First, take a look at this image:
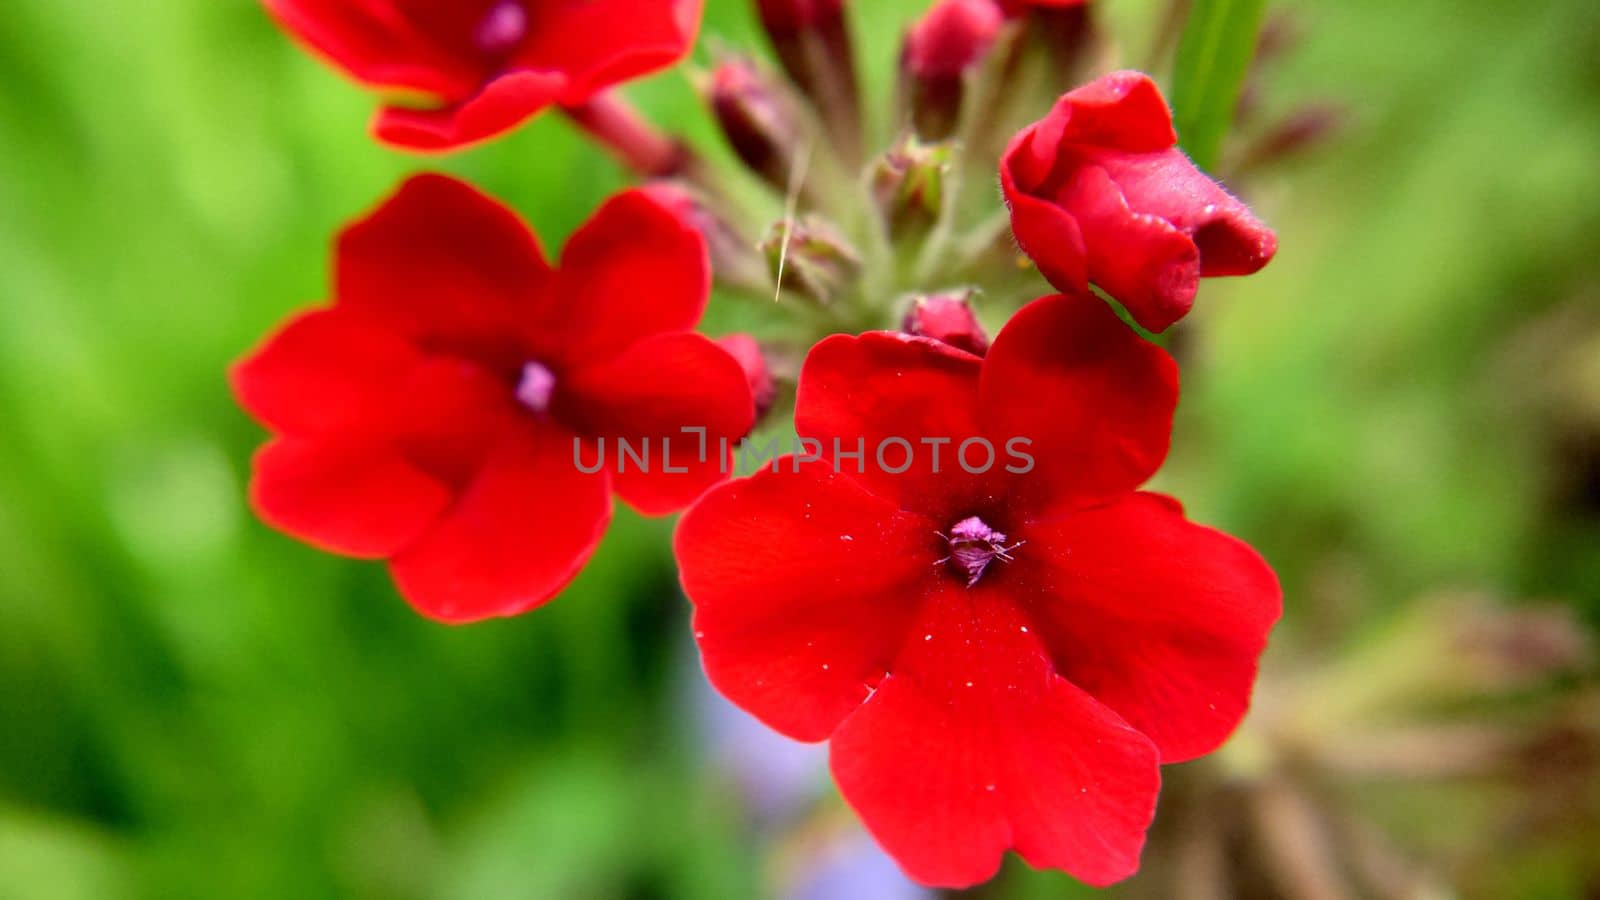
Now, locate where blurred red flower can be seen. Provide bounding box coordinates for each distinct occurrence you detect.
[1002,71,1278,332]
[233,174,752,622]
[262,0,702,151]
[675,291,1280,887]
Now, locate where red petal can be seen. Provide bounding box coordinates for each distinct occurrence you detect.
[1001,132,1089,292]
[979,293,1177,513]
[262,0,484,99]
[1031,71,1176,156]
[830,584,1160,888]
[336,173,553,367]
[1018,492,1282,762]
[230,307,422,438]
[543,189,710,364]
[677,463,937,741]
[390,422,613,623]
[250,437,452,558]
[1095,148,1279,277]
[1058,164,1200,332]
[372,70,568,152]
[557,332,754,515]
[389,356,526,487]
[795,332,992,519]
[519,0,703,104]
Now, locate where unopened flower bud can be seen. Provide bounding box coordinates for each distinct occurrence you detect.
[902,0,1004,139]
[757,0,846,35]
[756,0,862,164]
[903,291,989,356]
[704,57,804,192]
[871,136,951,241]
[717,334,779,424]
[761,215,862,304]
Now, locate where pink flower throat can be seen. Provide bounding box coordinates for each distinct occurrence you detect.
[516,360,556,413]
[476,1,529,56]
[940,515,1022,587]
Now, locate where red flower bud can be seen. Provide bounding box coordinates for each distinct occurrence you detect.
[903,291,990,356]
[705,57,804,192]
[755,0,862,163]
[902,0,1004,140]
[1002,71,1278,332]
[756,0,846,34]
[905,0,1005,78]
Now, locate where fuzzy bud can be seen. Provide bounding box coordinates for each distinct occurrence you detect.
[705,57,804,192]
[871,135,951,241]
[756,0,862,164]
[903,291,990,356]
[761,215,863,304]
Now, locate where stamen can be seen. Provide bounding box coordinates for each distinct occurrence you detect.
[939,515,1023,587]
[516,360,556,414]
[475,1,528,56]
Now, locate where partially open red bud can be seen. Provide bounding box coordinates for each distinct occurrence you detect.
[903,290,990,356]
[903,0,1004,140]
[871,135,951,240]
[717,334,779,424]
[705,57,804,192]
[761,215,863,304]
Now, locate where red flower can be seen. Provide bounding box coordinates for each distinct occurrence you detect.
[233,174,752,622]
[1002,71,1278,332]
[675,291,1280,887]
[262,0,702,151]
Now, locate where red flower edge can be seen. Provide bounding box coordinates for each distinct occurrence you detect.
[263,0,703,151]
[234,174,752,622]
[675,291,1281,886]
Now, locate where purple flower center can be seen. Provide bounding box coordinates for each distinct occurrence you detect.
[940,515,1021,587]
[475,1,529,56]
[516,360,556,414]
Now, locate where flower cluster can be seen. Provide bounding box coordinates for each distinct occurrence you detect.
[243,0,1288,888]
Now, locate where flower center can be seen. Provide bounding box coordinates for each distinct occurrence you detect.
[939,515,1021,587]
[515,360,556,414]
[475,1,528,56]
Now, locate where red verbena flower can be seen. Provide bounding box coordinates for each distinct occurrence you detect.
[1002,70,1278,332]
[233,174,752,622]
[675,291,1281,887]
[262,0,702,151]
[997,0,1087,13]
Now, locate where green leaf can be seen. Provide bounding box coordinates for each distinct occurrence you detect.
[1169,0,1270,171]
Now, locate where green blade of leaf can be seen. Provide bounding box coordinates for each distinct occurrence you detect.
[1169,0,1270,171]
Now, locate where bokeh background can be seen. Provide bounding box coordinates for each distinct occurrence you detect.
[1,0,1598,898]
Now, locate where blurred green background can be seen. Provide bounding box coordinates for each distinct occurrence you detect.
[1,0,1597,898]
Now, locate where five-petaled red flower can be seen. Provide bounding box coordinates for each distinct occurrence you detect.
[675,291,1281,887]
[233,174,753,622]
[262,0,702,151]
[1002,70,1278,332]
